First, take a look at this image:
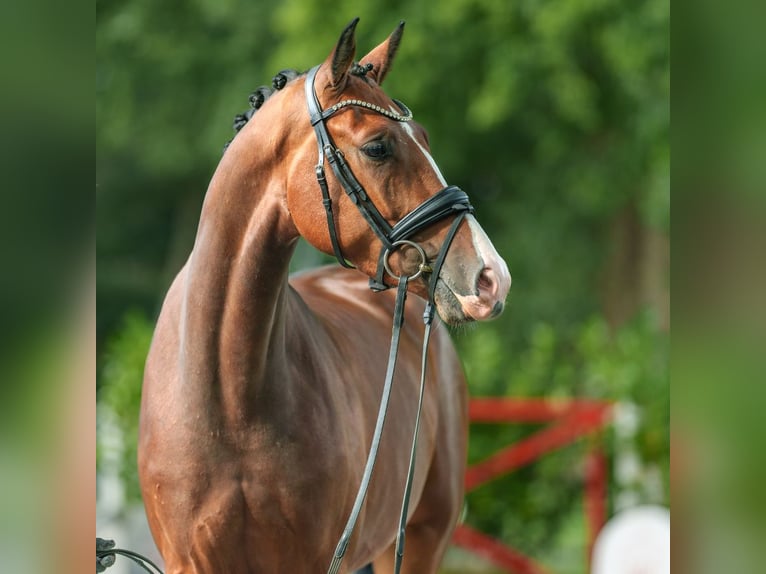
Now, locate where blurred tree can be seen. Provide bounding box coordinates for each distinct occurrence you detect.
[97,0,283,342]
[97,1,668,572]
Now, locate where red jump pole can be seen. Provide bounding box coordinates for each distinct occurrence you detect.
[452,524,552,574]
[465,404,611,491]
[584,444,608,565]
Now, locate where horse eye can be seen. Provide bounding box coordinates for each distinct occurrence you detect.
[362,141,389,159]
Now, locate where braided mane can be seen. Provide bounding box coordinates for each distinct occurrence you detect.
[223,68,301,153]
[223,62,376,153]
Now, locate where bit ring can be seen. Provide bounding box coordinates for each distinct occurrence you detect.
[383,240,431,281]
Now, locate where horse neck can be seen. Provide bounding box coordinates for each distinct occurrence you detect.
[180,116,299,423]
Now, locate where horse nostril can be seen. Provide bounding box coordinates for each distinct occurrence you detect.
[476,267,498,298]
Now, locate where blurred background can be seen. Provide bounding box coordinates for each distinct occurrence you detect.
[96,0,669,572]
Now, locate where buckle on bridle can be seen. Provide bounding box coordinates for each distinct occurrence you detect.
[382,240,432,282]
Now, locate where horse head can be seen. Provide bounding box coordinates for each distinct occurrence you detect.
[249,18,511,324]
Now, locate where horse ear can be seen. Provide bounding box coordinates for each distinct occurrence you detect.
[322,17,359,89]
[360,21,405,86]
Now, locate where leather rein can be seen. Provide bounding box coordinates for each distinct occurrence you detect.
[305,64,473,574]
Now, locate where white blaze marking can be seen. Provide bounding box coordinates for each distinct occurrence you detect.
[400,121,448,187]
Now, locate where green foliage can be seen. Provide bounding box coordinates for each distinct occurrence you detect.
[98,311,154,503]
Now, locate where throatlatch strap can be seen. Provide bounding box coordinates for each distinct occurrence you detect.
[306,66,354,268]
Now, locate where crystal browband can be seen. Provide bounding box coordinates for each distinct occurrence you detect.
[325,98,413,122]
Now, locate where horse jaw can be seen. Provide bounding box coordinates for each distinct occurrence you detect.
[433,215,511,325]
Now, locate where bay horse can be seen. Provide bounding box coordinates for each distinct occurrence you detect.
[138,18,510,574]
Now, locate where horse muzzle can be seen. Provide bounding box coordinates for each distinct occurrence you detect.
[434,216,511,324]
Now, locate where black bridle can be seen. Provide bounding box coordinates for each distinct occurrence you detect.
[305,64,473,574]
[304,64,473,298]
